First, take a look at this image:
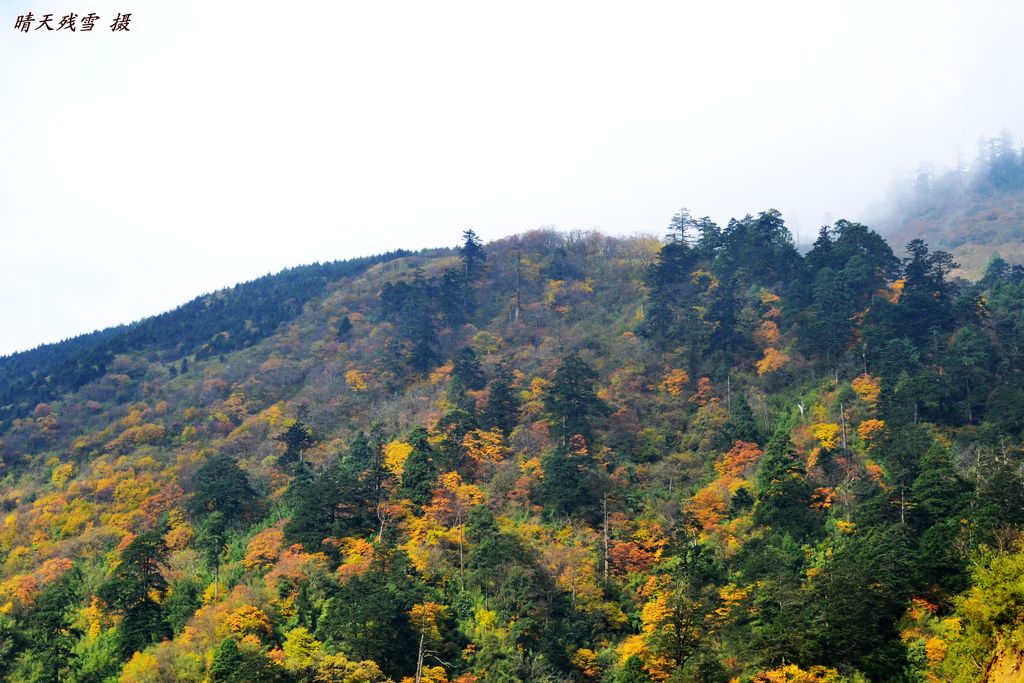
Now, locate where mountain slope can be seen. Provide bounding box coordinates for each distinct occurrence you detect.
[0,250,418,434]
[881,133,1024,278]
[0,219,1023,683]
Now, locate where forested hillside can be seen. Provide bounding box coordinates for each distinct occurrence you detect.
[883,131,1024,278]
[1,214,1023,683]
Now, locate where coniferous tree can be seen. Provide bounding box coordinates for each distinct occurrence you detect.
[20,568,82,682]
[194,510,228,598]
[97,530,171,658]
[977,463,1024,534]
[431,409,478,472]
[188,453,261,528]
[210,638,286,683]
[693,216,723,260]
[380,273,443,377]
[400,427,437,508]
[482,363,521,436]
[437,268,468,326]
[641,220,700,352]
[337,315,353,341]
[727,392,760,443]
[807,524,914,678]
[543,354,609,446]
[540,442,599,519]
[164,578,202,635]
[452,346,486,391]
[910,445,972,596]
[460,229,487,283]
[316,544,422,679]
[754,429,820,542]
[276,420,316,470]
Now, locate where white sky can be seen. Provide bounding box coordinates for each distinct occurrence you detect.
[3,1,1024,355]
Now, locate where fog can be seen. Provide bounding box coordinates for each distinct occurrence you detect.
[3,0,1024,355]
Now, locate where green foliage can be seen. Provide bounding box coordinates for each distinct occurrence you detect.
[0,251,410,434]
[806,524,915,678]
[187,453,261,528]
[461,229,487,283]
[97,530,171,658]
[380,273,444,377]
[17,568,82,683]
[71,628,121,683]
[727,392,759,444]
[539,444,599,519]
[542,354,609,446]
[482,363,522,436]
[452,346,486,391]
[4,219,1024,682]
[937,548,1024,681]
[611,656,651,683]
[337,315,353,341]
[400,426,437,508]
[754,430,820,542]
[276,420,316,470]
[210,638,287,683]
[316,547,422,679]
[165,578,202,635]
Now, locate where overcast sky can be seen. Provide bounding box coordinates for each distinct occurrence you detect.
[2,1,1024,356]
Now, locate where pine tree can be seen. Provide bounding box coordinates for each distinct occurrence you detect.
[540,443,599,519]
[337,315,353,341]
[21,568,82,682]
[316,547,422,679]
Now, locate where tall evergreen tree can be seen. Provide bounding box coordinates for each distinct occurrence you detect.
[380,273,443,376]
[187,453,261,528]
[20,568,82,682]
[540,443,599,519]
[97,530,171,657]
[807,525,914,678]
[543,354,609,446]
[754,429,820,542]
[640,225,700,352]
[452,346,486,391]
[460,229,487,283]
[316,546,422,679]
[276,420,316,470]
[400,427,437,508]
[482,363,521,436]
[727,391,760,443]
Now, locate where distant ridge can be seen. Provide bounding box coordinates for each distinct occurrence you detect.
[0,250,418,431]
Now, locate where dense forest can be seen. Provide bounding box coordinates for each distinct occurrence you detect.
[1,212,1023,682]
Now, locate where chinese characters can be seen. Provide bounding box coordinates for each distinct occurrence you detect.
[13,12,131,32]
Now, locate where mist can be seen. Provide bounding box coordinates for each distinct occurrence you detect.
[3,0,1024,355]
